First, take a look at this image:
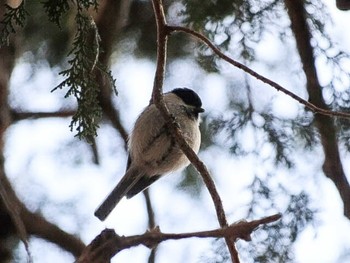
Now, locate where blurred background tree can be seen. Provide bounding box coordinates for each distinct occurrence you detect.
[1,0,350,262]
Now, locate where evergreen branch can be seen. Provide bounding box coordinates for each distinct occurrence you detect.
[52,9,116,142]
[0,1,28,46]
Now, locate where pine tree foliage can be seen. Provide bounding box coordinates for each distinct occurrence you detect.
[52,9,115,141]
[1,0,116,141]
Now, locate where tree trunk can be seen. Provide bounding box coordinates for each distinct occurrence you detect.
[284,0,350,219]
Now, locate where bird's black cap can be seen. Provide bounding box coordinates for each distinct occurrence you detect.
[171,88,203,110]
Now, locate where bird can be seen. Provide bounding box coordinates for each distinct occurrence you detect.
[94,88,204,221]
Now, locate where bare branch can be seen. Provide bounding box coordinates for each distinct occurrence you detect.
[150,0,239,262]
[77,214,281,263]
[10,109,76,121]
[167,25,350,120]
[22,209,85,258]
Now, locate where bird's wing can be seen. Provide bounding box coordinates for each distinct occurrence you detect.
[126,154,132,170]
[94,164,144,221]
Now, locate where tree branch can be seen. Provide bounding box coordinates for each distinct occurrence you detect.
[10,109,76,121]
[0,156,86,258]
[77,214,281,263]
[150,0,240,262]
[22,208,85,258]
[166,25,350,120]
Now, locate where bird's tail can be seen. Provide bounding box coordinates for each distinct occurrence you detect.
[94,166,144,221]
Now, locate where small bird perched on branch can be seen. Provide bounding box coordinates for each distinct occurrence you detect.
[95,88,204,221]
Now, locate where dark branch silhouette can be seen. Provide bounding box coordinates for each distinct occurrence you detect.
[77,214,281,262]
[10,109,76,121]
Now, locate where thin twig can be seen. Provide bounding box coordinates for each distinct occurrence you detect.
[167,25,350,119]
[10,110,76,121]
[143,189,158,263]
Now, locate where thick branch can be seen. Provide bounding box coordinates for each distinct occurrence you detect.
[22,209,85,258]
[0,159,85,258]
[77,214,281,263]
[285,0,350,219]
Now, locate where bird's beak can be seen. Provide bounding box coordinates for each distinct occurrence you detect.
[196,107,205,113]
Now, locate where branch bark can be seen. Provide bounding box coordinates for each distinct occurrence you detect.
[77,214,281,263]
[284,0,350,219]
[22,208,85,257]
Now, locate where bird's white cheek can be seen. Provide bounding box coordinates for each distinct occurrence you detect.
[192,126,201,154]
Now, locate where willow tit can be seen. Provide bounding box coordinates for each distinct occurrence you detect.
[94,88,204,221]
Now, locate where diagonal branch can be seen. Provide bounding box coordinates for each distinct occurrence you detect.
[167,25,350,120]
[22,208,85,258]
[150,0,239,262]
[0,157,86,258]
